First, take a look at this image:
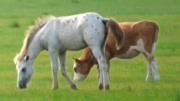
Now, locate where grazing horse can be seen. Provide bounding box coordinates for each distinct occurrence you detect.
[73,21,160,84]
[13,12,124,91]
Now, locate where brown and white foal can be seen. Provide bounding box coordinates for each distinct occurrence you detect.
[73,21,160,86]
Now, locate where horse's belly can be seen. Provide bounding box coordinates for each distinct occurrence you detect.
[63,42,87,51]
[59,35,87,51]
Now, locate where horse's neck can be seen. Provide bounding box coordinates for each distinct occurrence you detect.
[27,38,42,63]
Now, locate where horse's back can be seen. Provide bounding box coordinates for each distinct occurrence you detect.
[60,12,105,47]
[46,12,105,51]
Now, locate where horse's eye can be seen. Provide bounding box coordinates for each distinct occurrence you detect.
[74,67,77,72]
[21,68,26,73]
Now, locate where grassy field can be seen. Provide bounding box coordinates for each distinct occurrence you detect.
[0,0,180,101]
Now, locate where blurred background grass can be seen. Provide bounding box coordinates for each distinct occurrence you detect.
[0,0,179,101]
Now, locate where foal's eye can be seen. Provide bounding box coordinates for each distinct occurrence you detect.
[21,68,26,73]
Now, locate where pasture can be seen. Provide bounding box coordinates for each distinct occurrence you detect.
[0,0,180,100]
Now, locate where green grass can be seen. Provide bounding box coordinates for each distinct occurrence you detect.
[0,0,180,101]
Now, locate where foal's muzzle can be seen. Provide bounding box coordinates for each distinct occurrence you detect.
[73,73,87,83]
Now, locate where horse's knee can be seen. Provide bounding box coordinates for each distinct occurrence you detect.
[98,57,108,68]
[99,64,108,71]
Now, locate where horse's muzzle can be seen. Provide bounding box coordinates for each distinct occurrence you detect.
[18,82,27,89]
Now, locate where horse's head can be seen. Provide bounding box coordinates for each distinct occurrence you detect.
[14,54,33,89]
[72,58,91,83]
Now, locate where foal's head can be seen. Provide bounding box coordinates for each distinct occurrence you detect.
[14,54,33,89]
[73,58,92,82]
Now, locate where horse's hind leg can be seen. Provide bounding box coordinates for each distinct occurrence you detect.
[90,47,109,91]
[59,52,78,90]
[97,61,110,86]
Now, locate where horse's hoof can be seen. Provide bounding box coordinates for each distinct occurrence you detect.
[99,83,103,90]
[52,87,58,90]
[70,84,78,90]
[99,84,109,91]
[105,85,109,90]
[146,78,160,83]
[52,85,59,90]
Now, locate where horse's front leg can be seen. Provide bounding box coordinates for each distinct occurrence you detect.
[59,52,78,90]
[49,50,59,90]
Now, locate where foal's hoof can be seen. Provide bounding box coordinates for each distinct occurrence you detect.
[70,84,78,90]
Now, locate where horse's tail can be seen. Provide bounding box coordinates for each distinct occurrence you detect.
[102,19,124,50]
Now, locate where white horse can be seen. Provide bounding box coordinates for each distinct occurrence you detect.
[13,12,124,91]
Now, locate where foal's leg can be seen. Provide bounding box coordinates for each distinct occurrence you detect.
[91,47,109,91]
[49,50,59,90]
[59,52,77,90]
[144,53,160,82]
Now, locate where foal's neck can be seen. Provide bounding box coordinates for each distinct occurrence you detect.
[80,48,97,68]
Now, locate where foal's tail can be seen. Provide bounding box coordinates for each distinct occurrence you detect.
[102,19,124,49]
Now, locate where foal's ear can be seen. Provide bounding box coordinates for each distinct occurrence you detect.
[72,57,80,63]
[24,55,29,61]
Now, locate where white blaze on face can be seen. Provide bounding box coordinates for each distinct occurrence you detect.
[73,72,87,83]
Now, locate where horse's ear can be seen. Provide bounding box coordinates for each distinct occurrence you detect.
[13,54,19,64]
[72,57,80,63]
[24,55,29,61]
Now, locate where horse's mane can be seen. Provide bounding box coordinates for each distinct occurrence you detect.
[14,15,55,63]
